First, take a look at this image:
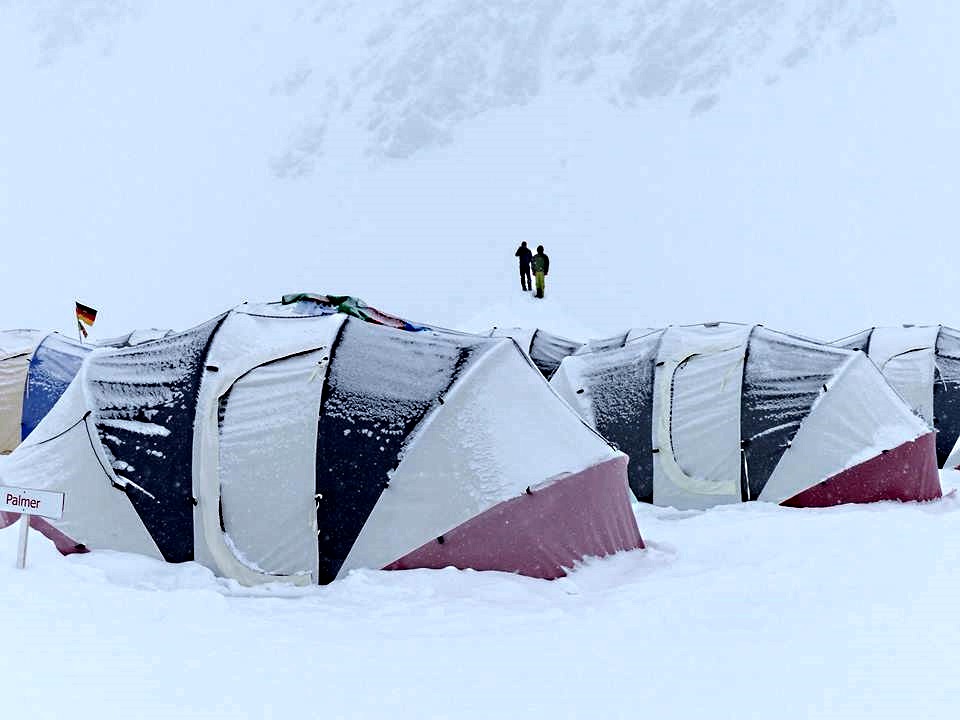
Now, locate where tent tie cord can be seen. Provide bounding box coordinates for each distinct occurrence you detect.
[740,444,752,502]
[109,475,156,501]
[28,410,92,448]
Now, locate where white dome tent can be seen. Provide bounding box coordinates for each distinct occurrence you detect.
[832,325,960,467]
[552,323,941,510]
[0,298,642,585]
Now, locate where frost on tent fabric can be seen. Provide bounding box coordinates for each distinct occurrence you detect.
[553,331,661,503]
[553,323,941,511]
[833,325,960,468]
[86,315,227,562]
[20,329,178,444]
[0,298,642,585]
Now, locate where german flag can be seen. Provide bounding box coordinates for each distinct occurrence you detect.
[76,301,97,339]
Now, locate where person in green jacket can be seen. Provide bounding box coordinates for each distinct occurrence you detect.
[532,245,550,299]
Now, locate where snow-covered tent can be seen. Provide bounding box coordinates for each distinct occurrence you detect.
[20,329,174,442]
[832,325,960,467]
[552,323,941,510]
[487,327,582,379]
[0,330,44,453]
[0,300,642,585]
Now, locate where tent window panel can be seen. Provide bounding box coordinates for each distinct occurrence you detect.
[742,330,849,499]
[218,350,325,578]
[86,315,225,563]
[578,335,659,502]
[315,321,487,583]
[668,348,743,494]
[880,350,934,425]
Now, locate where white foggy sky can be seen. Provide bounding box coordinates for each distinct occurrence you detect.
[1,0,958,342]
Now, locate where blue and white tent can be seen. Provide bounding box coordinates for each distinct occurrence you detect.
[1,299,642,585]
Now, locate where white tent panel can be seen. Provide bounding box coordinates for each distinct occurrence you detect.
[489,327,535,353]
[0,378,163,558]
[218,349,326,580]
[759,353,929,503]
[651,325,751,509]
[866,326,939,426]
[0,353,30,453]
[0,330,43,453]
[338,341,617,577]
[193,308,345,584]
[656,324,752,365]
[653,346,747,509]
[549,355,597,427]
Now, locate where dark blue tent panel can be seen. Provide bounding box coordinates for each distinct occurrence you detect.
[21,334,91,441]
[314,319,487,583]
[86,315,227,563]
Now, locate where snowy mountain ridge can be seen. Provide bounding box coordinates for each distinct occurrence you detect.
[18,1,896,163]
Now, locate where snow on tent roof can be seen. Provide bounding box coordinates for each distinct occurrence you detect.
[487,327,583,379]
[0,302,642,585]
[96,328,175,347]
[552,322,940,510]
[833,325,960,468]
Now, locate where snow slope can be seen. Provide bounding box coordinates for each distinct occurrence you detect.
[2,469,959,719]
[2,1,960,340]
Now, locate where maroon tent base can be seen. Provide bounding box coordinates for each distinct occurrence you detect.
[0,512,86,554]
[385,455,643,580]
[783,432,941,508]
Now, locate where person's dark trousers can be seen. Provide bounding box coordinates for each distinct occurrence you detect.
[520,267,531,291]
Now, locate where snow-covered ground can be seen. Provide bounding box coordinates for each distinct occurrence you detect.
[5,2,960,717]
[2,469,958,719]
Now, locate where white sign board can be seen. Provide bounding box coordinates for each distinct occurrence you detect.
[0,486,64,520]
[0,485,65,569]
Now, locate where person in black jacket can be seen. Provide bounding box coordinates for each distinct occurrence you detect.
[532,245,549,299]
[515,242,533,291]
